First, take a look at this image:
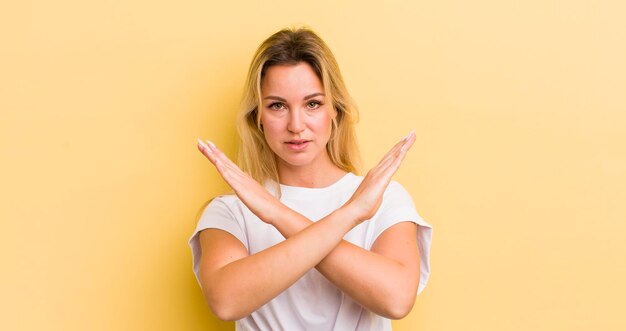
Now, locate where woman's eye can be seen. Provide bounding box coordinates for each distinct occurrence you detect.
[269,102,285,110]
[306,101,321,109]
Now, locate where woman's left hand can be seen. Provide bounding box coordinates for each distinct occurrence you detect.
[342,130,416,224]
[197,138,283,225]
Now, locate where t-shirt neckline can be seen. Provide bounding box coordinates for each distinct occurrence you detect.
[278,172,355,199]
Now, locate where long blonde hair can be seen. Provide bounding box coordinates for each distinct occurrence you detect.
[236,27,361,188]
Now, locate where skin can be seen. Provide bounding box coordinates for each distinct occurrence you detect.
[196,62,419,321]
[259,63,344,187]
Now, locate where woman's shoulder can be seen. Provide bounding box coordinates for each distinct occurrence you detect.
[197,192,241,216]
[211,192,238,203]
[384,179,413,199]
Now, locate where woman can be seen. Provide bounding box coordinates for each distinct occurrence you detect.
[190,27,432,330]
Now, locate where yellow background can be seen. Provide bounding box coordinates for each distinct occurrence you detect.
[2,0,625,330]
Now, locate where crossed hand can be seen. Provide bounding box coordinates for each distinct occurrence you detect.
[196,130,415,225]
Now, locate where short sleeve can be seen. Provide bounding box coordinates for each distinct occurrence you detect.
[370,181,433,295]
[188,196,248,287]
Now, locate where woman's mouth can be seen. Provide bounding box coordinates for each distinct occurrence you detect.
[285,140,310,151]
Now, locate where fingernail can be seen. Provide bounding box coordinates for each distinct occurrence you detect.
[404,129,415,141]
[197,138,208,149]
[206,140,216,148]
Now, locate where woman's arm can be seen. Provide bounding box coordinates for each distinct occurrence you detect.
[196,131,417,320]
[271,213,420,319]
[197,203,359,321]
[267,134,421,318]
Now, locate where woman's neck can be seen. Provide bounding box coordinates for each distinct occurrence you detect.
[277,160,347,188]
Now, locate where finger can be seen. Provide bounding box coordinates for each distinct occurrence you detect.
[400,130,416,153]
[202,139,239,168]
[197,139,236,181]
[381,130,415,163]
[390,131,416,167]
[376,130,415,170]
[207,147,241,187]
[197,138,218,164]
[205,140,246,176]
[202,141,256,191]
[373,130,416,179]
[378,138,405,165]
[198,139,263,202]
[387,131,416,173]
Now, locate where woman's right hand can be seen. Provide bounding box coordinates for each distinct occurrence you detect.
[196,138,284,225]
[343,130,416,224]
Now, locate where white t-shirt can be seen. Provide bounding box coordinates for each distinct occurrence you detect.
[189,173,433,331]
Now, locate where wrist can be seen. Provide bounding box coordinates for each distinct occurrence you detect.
[265,200,287,226]
[336,203,363,228]
[267,200,308,228]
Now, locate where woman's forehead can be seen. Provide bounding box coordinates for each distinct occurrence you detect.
[261,63,324,97]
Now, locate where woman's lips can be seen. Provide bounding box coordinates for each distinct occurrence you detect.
[285,140,310,151]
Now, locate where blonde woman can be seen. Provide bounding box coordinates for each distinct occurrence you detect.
[190,27,433,330]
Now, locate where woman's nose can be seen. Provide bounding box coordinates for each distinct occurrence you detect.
[287,109,305,133]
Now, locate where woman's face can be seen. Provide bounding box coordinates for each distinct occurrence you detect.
[260,62,334,170]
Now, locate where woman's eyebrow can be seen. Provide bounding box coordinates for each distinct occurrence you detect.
[263,93,325,102]
[264,96,286,101]
[303,92,325,100]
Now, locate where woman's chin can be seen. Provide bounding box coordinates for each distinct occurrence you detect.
[276,154,320,169]
[279,158,314,168]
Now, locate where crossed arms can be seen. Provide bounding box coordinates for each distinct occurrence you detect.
[196,132,419,321]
